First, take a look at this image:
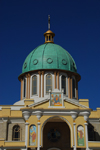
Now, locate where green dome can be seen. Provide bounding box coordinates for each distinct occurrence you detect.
[22,43,77,74]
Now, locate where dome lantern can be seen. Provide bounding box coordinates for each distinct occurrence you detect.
[44,15,55,43]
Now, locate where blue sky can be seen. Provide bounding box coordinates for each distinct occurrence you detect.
[0,0,100,110]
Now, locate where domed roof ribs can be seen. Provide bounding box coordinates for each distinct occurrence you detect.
[53,44,59,69]
[29,46,39,71]
[42,43,48,69]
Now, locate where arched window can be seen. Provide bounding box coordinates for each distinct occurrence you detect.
[32,75,37,95]
[72,77,76,98]
[12,125,20,141]
[23,78,26,98]
[62,75,66,94]
[46,74,52,93]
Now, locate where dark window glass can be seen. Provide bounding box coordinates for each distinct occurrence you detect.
[72,78,75,98]
[49,36,50,41]
[62,75,66,94]
[88,124,95,141]
[46,74,52,93]
[32,76,37,95]
[12,125,20,141]
[24,78,26,98]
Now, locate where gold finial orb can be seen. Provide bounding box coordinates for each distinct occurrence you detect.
[44,30,55,43]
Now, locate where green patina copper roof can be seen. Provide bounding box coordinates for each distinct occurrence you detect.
[22,43,77,74]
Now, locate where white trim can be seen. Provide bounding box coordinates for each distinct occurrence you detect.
[41,116,73,147]
[30,73,39,98]
[10,118,25,123]
[59,72,68,97]
[11,106,24,110]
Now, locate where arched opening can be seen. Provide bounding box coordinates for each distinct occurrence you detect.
[46,74,52,94]
[62,75,66,94]
[32,75,37,95]
[41,116,72,150]
[12,125,20,141]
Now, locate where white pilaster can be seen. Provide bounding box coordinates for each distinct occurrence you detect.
[35,111,42,150]
[84,122,89,150]
[73,122,76,150]
[37,122,41,150]
[25,122,29,147]
[81,111,90,150]
[70,111,78,150]
[22,111,31,150]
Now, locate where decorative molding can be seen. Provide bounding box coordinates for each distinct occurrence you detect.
[35,111,42,120]
[70,111,78,120]
[80,111,90,121]
[22,111,31,120]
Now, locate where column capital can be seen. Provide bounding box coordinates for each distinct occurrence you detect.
[27,73,31,77]
[37,122,41,125]
[73,122,76,125]
[26,74,28,78]
[35,111,42,120]
[22,111,31,121]
[38,71,41,75]
[81,111,90,121]
[42,71,44,75]
[25,122,29,125]
[70,111,78,120]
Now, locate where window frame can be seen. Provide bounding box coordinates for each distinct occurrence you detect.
[59,73,68,97]
[32,75,37,96]
[44,72,54,96]
[46,74,52,94]
[30,73,39,98]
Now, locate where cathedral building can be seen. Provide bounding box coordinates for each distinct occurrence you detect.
[0,24,100,150]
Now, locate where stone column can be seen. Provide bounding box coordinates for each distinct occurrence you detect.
[22,111,31,149]
[28,73,31,99]
[76,78,78,100]
[35,111,42,150]
[38,71,41,97]
[25,122,29,147]
[68,74,71,99]
[57,72,59,89]
[20,79,23,100]
[70,111,78,150]
[26,74,28,99]
[42,71,44,97]
[54,71,56,89]
[82,111,90,150]
[70,77,72,99]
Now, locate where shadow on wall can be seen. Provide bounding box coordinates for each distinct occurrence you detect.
[88,123,100,141]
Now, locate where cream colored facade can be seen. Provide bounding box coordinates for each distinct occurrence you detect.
[0,29,100,150]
